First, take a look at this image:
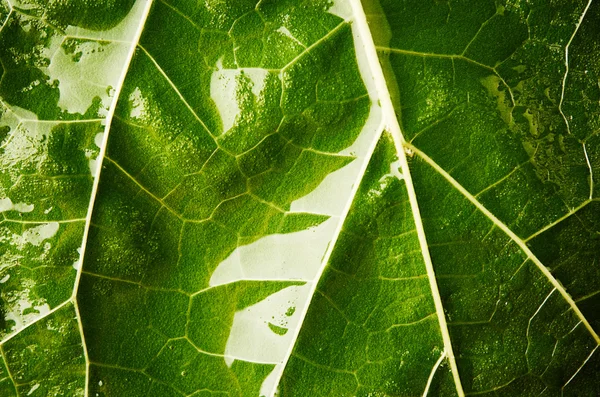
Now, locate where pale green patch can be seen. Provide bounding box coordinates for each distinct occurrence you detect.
[210,219,337,285]
[224,285,311,366]
[44,39,130,115]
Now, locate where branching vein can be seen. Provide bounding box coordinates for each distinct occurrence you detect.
[407,142,600,345]
[349,1,466,396]
[71,2,156,396]
[558,0,593,136]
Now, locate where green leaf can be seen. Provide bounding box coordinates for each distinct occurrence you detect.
[1,0,599,396]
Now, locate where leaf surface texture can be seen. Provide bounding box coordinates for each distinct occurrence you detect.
[0,0,599,395]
